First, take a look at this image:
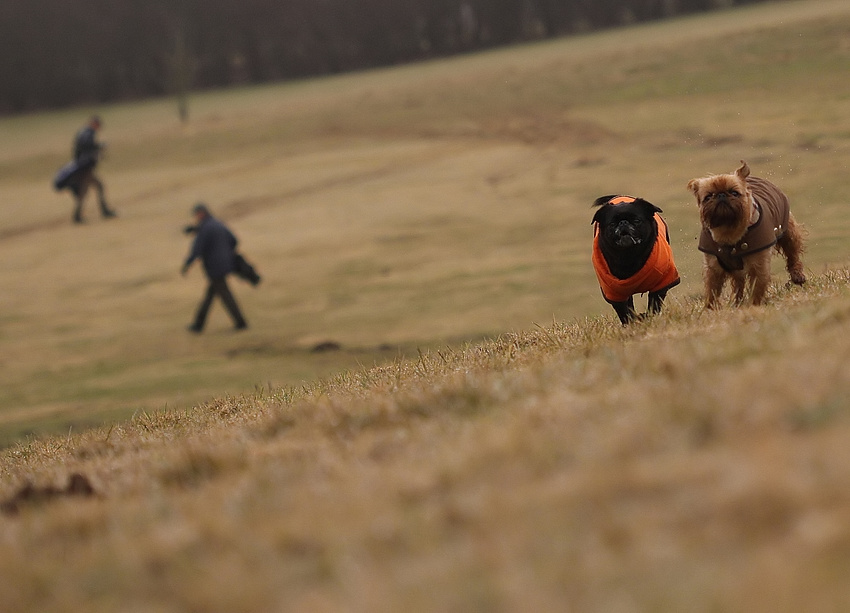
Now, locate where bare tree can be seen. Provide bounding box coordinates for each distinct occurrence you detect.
[168,22,195,123]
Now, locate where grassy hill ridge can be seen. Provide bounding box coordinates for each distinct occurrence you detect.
[3,269,850,611]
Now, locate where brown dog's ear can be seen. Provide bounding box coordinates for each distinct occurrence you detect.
[736,160,750,180]
[686,178,702,200]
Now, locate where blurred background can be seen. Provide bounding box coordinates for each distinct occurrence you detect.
[1,0,847,445]
[2,0,771,115]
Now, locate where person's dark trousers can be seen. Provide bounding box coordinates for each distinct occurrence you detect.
[73,171,116,223]
[190,277,247,331]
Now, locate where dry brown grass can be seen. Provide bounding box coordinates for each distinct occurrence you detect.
[2,270,850,611]
[2,0,850,441]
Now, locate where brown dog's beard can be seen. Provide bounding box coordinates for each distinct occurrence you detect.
[701,198,751,244]
[693,177,753,245]
[702,198,742,229]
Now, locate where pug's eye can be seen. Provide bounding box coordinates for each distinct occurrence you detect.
[702,193,713,203]
[730,190,740,197]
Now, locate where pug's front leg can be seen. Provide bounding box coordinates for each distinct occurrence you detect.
[611,296,637,325]
[647,289,668,316]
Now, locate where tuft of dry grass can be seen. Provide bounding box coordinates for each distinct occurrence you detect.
[3,270,850,611]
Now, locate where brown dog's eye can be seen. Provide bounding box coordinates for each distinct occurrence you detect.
[702,194,712,203]
[730,190,740,197]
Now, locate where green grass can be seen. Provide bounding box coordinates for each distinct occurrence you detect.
[0,0,849,447]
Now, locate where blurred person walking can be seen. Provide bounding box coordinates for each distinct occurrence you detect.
[181,203,249,333]
[54,115,117,223]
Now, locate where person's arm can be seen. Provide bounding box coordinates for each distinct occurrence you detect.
[182,230,205,275]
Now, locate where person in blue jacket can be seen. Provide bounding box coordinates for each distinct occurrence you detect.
[69,115,117,223]
[181,203,248,332]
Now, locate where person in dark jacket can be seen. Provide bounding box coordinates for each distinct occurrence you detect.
[69,115,117,223]
[181,203,248,332]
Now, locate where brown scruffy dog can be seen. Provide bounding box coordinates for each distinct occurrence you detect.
[687,160,806,307]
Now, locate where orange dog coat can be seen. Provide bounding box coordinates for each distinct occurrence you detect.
[592,201,680,304]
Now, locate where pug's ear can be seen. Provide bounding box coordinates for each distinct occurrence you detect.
[736,160,750,180]
[591,195,618,225]
[592,195,619,208]
[635,198,663,214]
[591,204,609,226]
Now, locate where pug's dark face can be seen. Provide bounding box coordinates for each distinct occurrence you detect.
[593,196,660,248]
[592,195,661,277]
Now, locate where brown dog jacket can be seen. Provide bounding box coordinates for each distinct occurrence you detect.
[698,177,791,271]
[592,199,680,304]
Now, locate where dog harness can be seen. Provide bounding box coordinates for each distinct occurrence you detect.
[592,197,681,304]
[698,177,791,271]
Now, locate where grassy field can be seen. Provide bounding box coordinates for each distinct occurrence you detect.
[3,1,850,610]
[3,272,850,611]
[1,0,849,445]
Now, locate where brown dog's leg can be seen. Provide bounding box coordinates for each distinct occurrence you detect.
[730,271,748,304]
[745,252,772,305]
[777,213,806,285]
[703,256,727,308]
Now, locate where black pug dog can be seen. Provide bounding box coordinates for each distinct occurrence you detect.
[591,195,680,324]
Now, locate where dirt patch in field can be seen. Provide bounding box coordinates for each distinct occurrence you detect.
[474,115,617,146]
[0,216,69,241]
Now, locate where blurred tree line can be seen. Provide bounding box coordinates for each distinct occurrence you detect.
[0,0,766,115]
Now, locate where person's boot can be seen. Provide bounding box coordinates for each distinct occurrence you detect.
[100,202,117,218]
[73,200,84,224]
